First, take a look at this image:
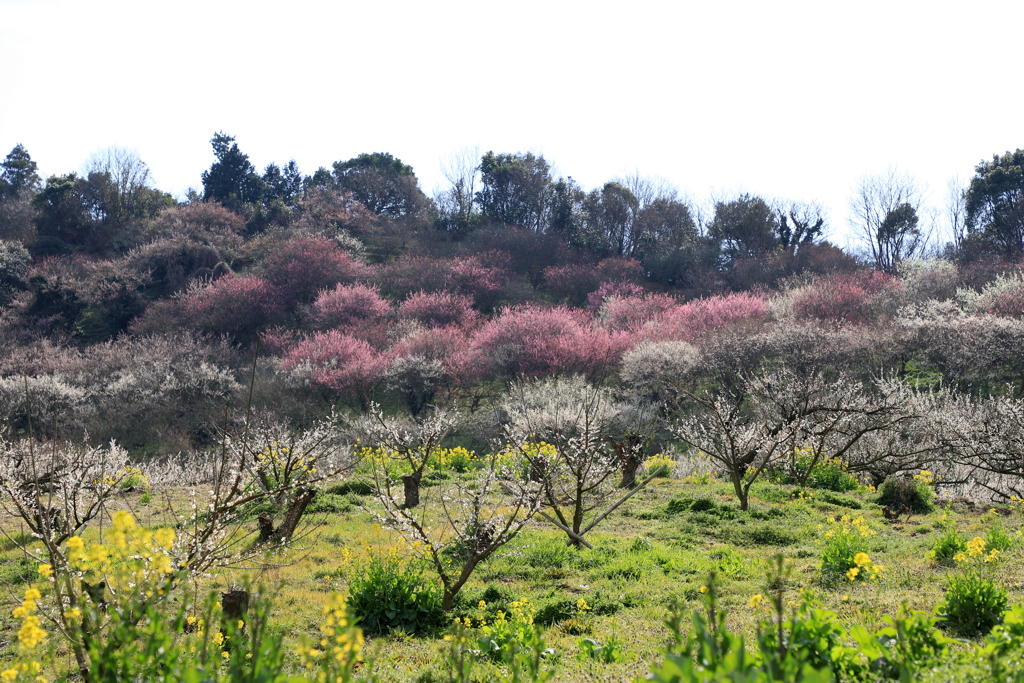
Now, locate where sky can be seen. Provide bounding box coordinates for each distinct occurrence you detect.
[1,0,1021,249]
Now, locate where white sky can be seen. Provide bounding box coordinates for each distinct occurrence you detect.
[1,0,1021,249]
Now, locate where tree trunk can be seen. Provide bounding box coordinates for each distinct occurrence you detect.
[275,488,315,541]
[619,454,644,489]
[256,488,316,543]
[402,472,422,508]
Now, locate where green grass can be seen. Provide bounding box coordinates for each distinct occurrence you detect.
[3,476,1024,680]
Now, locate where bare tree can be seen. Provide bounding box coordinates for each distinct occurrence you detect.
[670,368,916,510]
[850,168,931,274]
[502,376,662,547]
[435,145,480,239]
[355,406,541,610]
[935,393,1024,501]
[0,415,346,681]
[946,176,968,249]
[355,405,458,508]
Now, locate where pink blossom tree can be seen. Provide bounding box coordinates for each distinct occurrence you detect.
[597,290,677,332]
[308,283,392,329]
[792,271,902,325]
[644,291,770,342]
[445,254,508,310]
[263,235,370,304]
[282,330,389,408]
[131,275,283,344]
[397,291,480,329]
[470,305,629,381]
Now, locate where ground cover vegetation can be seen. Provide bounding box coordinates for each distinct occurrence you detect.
[4,138,1024,679]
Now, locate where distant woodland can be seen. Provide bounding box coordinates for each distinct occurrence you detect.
[1,135,1024,465]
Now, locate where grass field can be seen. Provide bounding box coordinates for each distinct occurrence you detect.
[5,467,1020,681]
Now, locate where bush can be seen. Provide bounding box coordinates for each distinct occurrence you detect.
[772,449,860,492]
[930,525,967,565]
[877,472,935,514]
[323,478,375,496]
[818,515,882,581]
[938,572,1007,637]
[347,555,445,635]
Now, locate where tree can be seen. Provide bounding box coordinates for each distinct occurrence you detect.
[355,407,540,610]
[670,368,914,510]
[708,194,780,261]
[262,160,304,207]
[964,149,1024,257]
[31,174,94,251]
[547,176,588,246]
[582,182,641,257]
[0,145,41,242]
[434,146,481,239]
[777,202,826,254]
[850,168,929,274]
[82,147,173,250]
[332,152,429,220]
[502,376,660,547]
[0,143,41,199]
[201,132,263,207]
[476,151,551,231]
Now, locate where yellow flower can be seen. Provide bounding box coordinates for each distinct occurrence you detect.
[853,552,871,567]
[699,585,708,594]
[478,600,487,609]
[37,564,53,578]
[576,598,590,611]
[846,567,860,581]
[23,589,40,601]
[749,594,763,609]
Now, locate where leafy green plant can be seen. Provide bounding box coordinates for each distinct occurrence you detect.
[939,571,1008,637]
[817,514,882,580]
[877,471,935,514]
[577,634,625,664]
[347,554,445,635]
[838,606,952,680]
[983,508,1015,551]
[929,523,967,565]
[772,448,860,492]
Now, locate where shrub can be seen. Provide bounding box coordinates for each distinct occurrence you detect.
[772,448,860,492]
[323,477,375,496]
[644,453,676,477]
[446,254,508,310]
[818,515,882,580]
[930,525,967,565]
[597,290,676,332]
[132,274,283,343]
[877,471,935,514]
[346,554,445,635]
[939,572,1008,637]
[984,510,1015,551]
[792,270,903,325]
